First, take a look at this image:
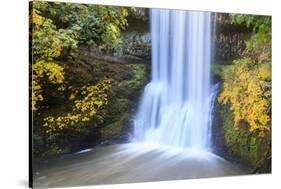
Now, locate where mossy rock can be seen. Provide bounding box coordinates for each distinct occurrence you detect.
[127,64,147,90]
[220,105,269,166]
[100,113,129,141]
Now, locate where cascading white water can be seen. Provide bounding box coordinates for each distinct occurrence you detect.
[133,9,216,151]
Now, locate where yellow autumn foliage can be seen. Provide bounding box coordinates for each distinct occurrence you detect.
[30,2,78,111]
[30,4,66,111]
[30,5,63,60]
[43,79,112,131]
[218,58,271,136]
[31,61,65,111]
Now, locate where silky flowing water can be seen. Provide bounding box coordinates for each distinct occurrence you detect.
[34,144,247,188]
[133,9,214,150]
[34,9,249,188]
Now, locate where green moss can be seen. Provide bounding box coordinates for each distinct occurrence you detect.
[220,105,260,165]
[100,112,128,141]
[117,99,129,113]
[211,64,233,77]
[44,144,71,157]
[127,64,147,89]
[211,64,224,76]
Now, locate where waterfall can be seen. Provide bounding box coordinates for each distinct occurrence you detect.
[133,9,216,151]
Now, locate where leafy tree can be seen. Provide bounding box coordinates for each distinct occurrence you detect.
[218,15,271,137]
[30,1,131,112]
[32,61,65,111]
[231,14,271,63]
[78,5,129,48]
[218,58,271,136]
[30,1,76,111]
[30,1,133,157]
[231,15,271,32]
[43,79,112,133]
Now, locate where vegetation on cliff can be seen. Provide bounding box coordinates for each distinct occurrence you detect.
[216,14,271,170]
[30,1,147,158]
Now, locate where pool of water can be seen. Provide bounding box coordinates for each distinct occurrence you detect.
[34,143,249,188]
